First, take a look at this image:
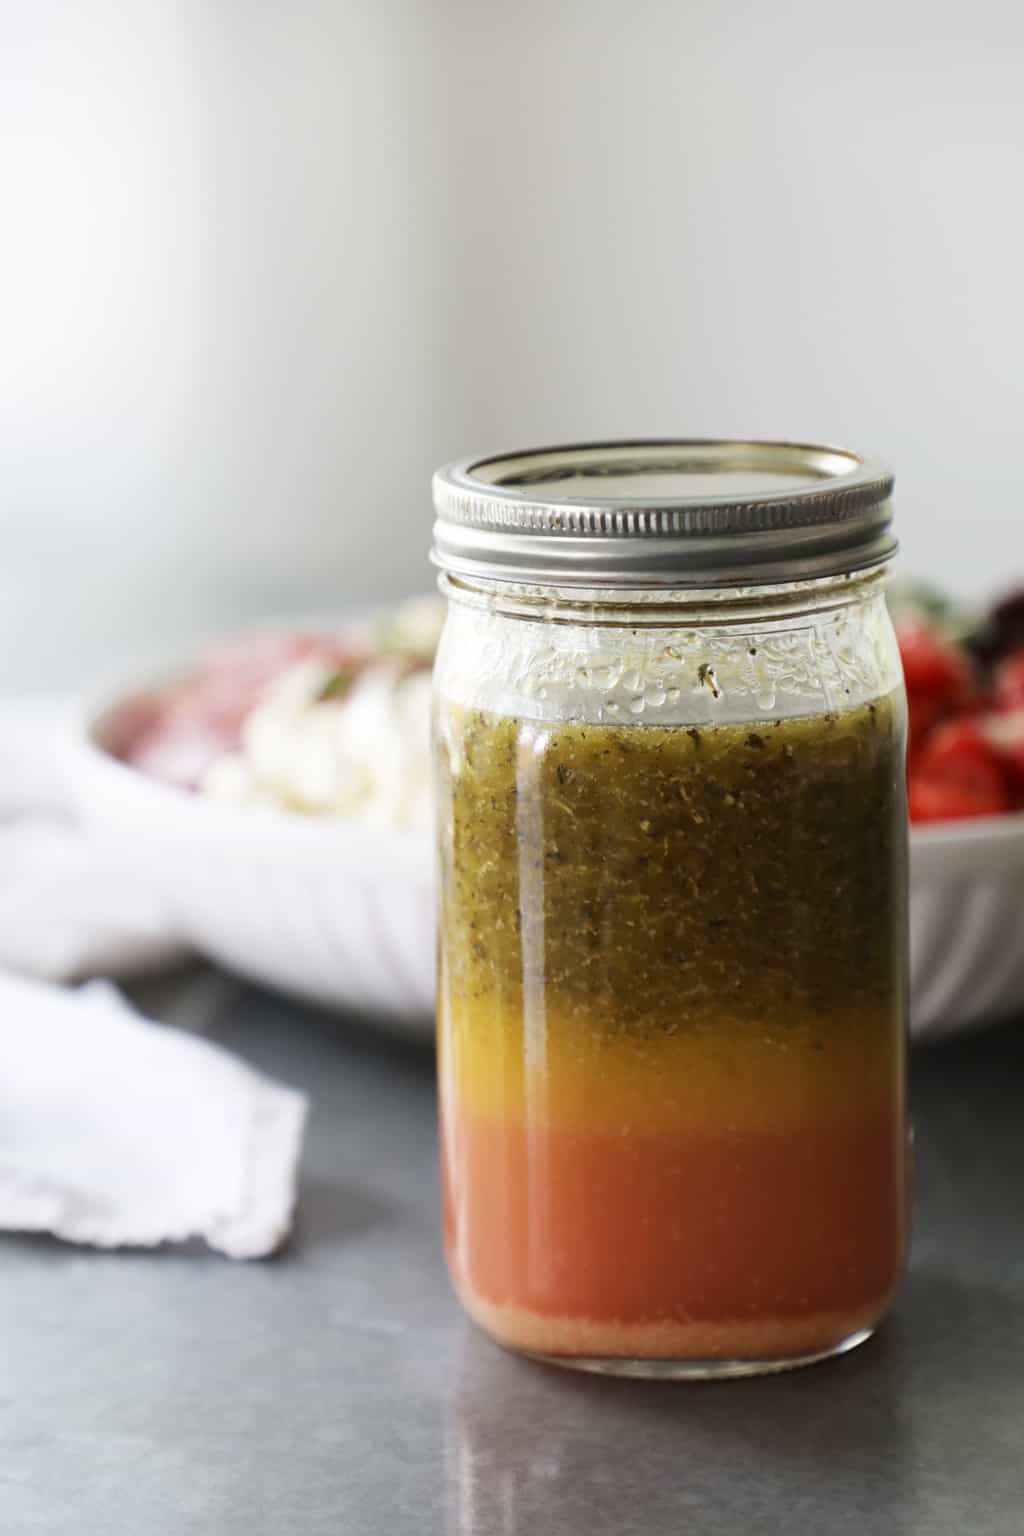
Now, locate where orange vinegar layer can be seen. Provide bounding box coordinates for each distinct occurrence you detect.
[442,1107,907,1333]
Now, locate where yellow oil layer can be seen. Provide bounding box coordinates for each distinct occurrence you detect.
[439,992,902,1136]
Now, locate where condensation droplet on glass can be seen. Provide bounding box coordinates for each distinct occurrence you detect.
[627,696,645,715]
[647,687,667,708]
[621,668,642,693]
[667,687,681,704]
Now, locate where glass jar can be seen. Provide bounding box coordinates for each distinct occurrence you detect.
[431,441,908,1378]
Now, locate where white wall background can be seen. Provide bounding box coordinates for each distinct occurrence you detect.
[2,0,1022,688]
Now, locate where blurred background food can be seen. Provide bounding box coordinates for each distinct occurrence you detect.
[891,585,1024,822]
[109,596,442,826]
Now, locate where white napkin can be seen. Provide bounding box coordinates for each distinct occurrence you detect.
[0,702,308,1258]
[0,972,307,1258]
[0,700,184,981]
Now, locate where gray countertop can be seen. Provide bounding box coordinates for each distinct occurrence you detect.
[4,975,1023,1534]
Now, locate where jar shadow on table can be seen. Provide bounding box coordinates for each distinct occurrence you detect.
[442,1268,1021,1536]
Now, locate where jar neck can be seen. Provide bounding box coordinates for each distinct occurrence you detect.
[439,564,892,630]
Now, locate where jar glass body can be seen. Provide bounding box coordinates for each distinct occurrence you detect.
[433,572,908,1377]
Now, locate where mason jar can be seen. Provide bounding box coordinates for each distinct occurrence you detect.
[431,440,909,1378]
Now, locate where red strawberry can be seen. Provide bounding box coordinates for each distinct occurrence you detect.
[908,718,1009,823]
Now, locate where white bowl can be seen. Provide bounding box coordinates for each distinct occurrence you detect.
[73,694,436,1039]
[73,688,1024,1043]
[909,812,1024,1041]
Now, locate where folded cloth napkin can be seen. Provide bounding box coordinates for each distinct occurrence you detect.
[0,702,307,1257]
[0,700,185,981]
[0,972,306,1258]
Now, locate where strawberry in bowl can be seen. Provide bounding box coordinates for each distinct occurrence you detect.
[893,585,1024,824]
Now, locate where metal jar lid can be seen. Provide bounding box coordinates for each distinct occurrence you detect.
[431,439,895,588]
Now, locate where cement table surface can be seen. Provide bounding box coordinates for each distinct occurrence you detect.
[4,972,1022,1533]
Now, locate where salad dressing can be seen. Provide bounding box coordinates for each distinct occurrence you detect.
[437,695,907,1359]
